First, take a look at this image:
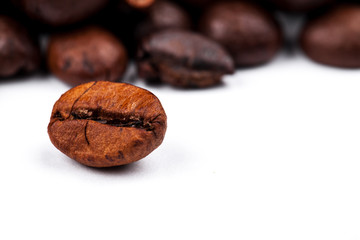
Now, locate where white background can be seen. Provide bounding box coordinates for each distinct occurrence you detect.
[1,28,360,238]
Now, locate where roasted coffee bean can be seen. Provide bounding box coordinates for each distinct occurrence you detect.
[301,4,360,68]
[136,0,191,40]
[200,1,282,67]
[47,26,128,86]
[0,16,40,77]
[265,0,335,12]
[48,81,167,168]
[137,29,234,88]
[126,0,155,9]
[12,0,108,26]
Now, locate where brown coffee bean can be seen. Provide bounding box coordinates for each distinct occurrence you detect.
[200,1,282,67]
[136,0,191,39]
[48,81,167,168]
[126,0,155,9]
[12,0,108,26]
[137,29,234,88]
[47,26,128,86]
[0,16,40,77]
[265,0,335,12]
[301,4,360,68]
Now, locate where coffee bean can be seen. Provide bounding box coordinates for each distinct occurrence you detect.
[12,0,108,26]
[301,4,360,68]
[136,0,191,40]
[0,16,40,77]
[200,1,282,67]
[137,29,234,88]
[48,81,167,167]
[47,26,128,86]
[126,0,155,9]
[265,0,335,12]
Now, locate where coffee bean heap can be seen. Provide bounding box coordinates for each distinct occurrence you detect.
[1,0,359,89]
[1,0,358,167]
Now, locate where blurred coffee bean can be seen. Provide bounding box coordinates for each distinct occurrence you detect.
[126,0,155,9]
[47,26,128,86]
[0,16,40,77]
[12,0,108,26]
[265,0,335,12]
[301,4,360,68]
[200,1,282,67]
[137,29,234,88]
[136,0,191,39]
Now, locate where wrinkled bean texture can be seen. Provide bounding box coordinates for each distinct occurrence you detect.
[301,5,360,68]
[47,26,128,86]
[48,81,167,167]
[0,16,40,77]
[137,29,234,88]
[200,1,282,67]
[12,0,108,25]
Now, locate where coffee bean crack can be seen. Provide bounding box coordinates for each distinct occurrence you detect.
[51,82,158,132]
[54,108,155,132]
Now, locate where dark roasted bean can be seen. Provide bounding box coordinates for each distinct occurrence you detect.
[0,15,40,77]
[301,4,360,68]
[200,1,282,67]
[136,0,191,39]
[47,26,128,86]
[137,29,234,88]
[12,0,109,26]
